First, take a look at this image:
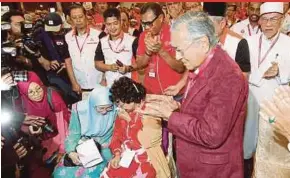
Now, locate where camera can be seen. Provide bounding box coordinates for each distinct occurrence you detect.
[1,108,34,157]
[32,118,55,134]
[16,21,42,59]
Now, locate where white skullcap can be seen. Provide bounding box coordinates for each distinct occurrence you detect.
[260,2,283,16]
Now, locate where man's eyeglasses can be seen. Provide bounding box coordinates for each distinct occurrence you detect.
[175,38,202,57]
[260,16,282,24]
[141,15,160,28]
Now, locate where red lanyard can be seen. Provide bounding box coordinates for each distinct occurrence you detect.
[247,24,259,36]
[75,33,89,53]
[258,33,280,68]
[184,46,217,99]
[108,33,125,53]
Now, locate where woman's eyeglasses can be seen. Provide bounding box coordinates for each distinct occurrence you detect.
[95,105,114,113]
[28,87,43,97]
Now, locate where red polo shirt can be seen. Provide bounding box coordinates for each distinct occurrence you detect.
[137,24,182,94]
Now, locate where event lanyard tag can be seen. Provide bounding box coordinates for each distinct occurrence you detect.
[119,150,135,168]
[148,63,156,78]
[82,92,90,101]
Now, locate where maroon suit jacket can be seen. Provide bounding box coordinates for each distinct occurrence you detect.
[168,46,248,178]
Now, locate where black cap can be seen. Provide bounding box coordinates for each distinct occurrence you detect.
[44,12,62,32]
[203,2,227,17]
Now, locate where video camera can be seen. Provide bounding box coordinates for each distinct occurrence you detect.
[16,21,42,58]
[1,20,42,72]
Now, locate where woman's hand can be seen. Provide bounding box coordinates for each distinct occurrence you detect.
[56,153,65,163]
[68,152,82,166]
[259,86,290,141]
[23,115,46,127]
[110,155,121,169]
[273,86,290,117]
[118,108,131,122]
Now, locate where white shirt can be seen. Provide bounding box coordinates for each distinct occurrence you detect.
[231,18,261,38]
[222,32,242,60]
[65,28,103,89]
[247,32,290,103]
[100,33,136,87]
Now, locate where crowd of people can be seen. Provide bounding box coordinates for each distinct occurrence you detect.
[1,1,290,178]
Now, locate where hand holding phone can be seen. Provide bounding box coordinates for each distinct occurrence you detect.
[116,60,123,67]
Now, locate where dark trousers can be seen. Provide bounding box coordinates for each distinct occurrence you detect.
[244,158,254,178]
[46,72,80,105]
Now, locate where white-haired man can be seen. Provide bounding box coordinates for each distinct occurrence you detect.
[247,2,290,177]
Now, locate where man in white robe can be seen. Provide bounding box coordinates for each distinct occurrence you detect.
[247,2,290,178]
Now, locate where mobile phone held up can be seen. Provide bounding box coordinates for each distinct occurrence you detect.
[116,60,123,67]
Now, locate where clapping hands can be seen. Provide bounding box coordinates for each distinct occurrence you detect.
[259,86,290,141]
[263,62,279,79]
[145,33,162,54]
[137,94,180,120]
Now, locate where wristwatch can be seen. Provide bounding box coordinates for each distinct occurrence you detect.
[126,66,134,73]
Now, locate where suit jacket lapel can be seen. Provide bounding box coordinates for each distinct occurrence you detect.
[182,77,208,110]
[181,45,223,110]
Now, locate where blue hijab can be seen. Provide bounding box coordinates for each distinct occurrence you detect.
[77,84,117,138]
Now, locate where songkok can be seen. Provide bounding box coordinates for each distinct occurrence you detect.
[203,2,227,17]
[260,2,283,16]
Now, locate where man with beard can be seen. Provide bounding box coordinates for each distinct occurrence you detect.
[231,2,262,38]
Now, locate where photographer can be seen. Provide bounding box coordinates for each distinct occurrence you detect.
[1,73,27,178]
[33,12,80,105]
[2,10,49,85]
[1,73,51,178]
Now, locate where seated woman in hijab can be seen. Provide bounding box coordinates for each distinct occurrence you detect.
[101,77,170,178]
[53,84,117,178]
[15,71,70,177]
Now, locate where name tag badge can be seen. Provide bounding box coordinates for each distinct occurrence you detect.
[149,72,156,78]
[148,63,156,78]
[119,150,135,168]
[82,92,90,101]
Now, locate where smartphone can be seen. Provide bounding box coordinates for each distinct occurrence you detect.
[50,8,56,13]
[116,60,124,67]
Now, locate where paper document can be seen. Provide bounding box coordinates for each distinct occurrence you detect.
[76,139,103,168]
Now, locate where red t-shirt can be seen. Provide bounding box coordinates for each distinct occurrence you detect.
[93,13,104,30]
[137,24,182,94]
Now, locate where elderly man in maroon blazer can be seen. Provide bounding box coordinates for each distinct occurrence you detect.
[140,11,248,178]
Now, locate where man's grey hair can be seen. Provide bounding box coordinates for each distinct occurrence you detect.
[171,11,218,48]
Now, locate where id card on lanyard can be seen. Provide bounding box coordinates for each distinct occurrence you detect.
[247,24,259,37]
[148,62,156,78]
[258,33,280,68]
[75,33,89,56]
